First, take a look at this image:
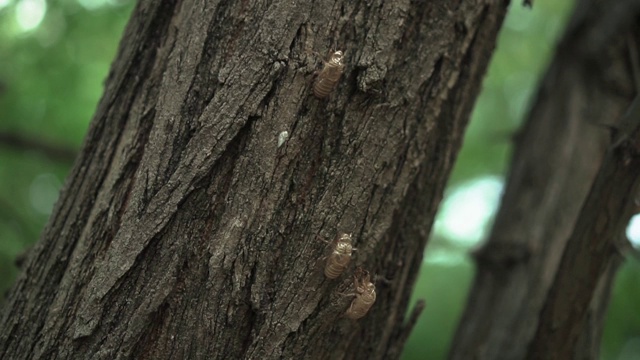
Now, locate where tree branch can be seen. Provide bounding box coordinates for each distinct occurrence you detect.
[563,0,640,60]
[449,2,638,358]
[0,130,77,163]
[526,107,640,359]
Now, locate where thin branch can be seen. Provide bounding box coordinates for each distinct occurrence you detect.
[612,37,640,149]
[385,299,426,359]
[0,130,78,163]
[526,109,640,359]
[562,0,640,59]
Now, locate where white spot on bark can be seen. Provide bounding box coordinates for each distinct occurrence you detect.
[277,131,289,148]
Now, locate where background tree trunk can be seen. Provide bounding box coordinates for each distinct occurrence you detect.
[449,1,640,359]
[0,0,509,358]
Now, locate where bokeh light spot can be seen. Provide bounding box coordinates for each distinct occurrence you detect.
[626,214,640,248]
[16,0,46,32]
[435,176,504,247]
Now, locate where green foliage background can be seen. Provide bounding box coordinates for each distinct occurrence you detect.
[0,1,637,359]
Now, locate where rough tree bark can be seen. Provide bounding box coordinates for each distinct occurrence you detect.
[0,0,509,359]
[449,1,640,359]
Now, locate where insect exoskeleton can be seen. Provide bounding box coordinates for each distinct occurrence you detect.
[313,50,345,98]
[345,267,377,320]
[324,232,354,279]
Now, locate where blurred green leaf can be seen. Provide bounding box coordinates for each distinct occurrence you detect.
[0,0,134,300]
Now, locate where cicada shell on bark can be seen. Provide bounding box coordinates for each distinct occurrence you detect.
[324,233,353,279]
[313,50,345,98]
[345,268,376,320]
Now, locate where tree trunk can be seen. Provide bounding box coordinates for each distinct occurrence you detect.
[449,1,640,359]
[0,0,509,358]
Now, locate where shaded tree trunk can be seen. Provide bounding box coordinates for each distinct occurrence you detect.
[0,0,509,358]
[449,1,640,359]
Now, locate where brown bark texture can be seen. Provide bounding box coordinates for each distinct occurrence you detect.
[449,1,640,359]
[0,0,509,359]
